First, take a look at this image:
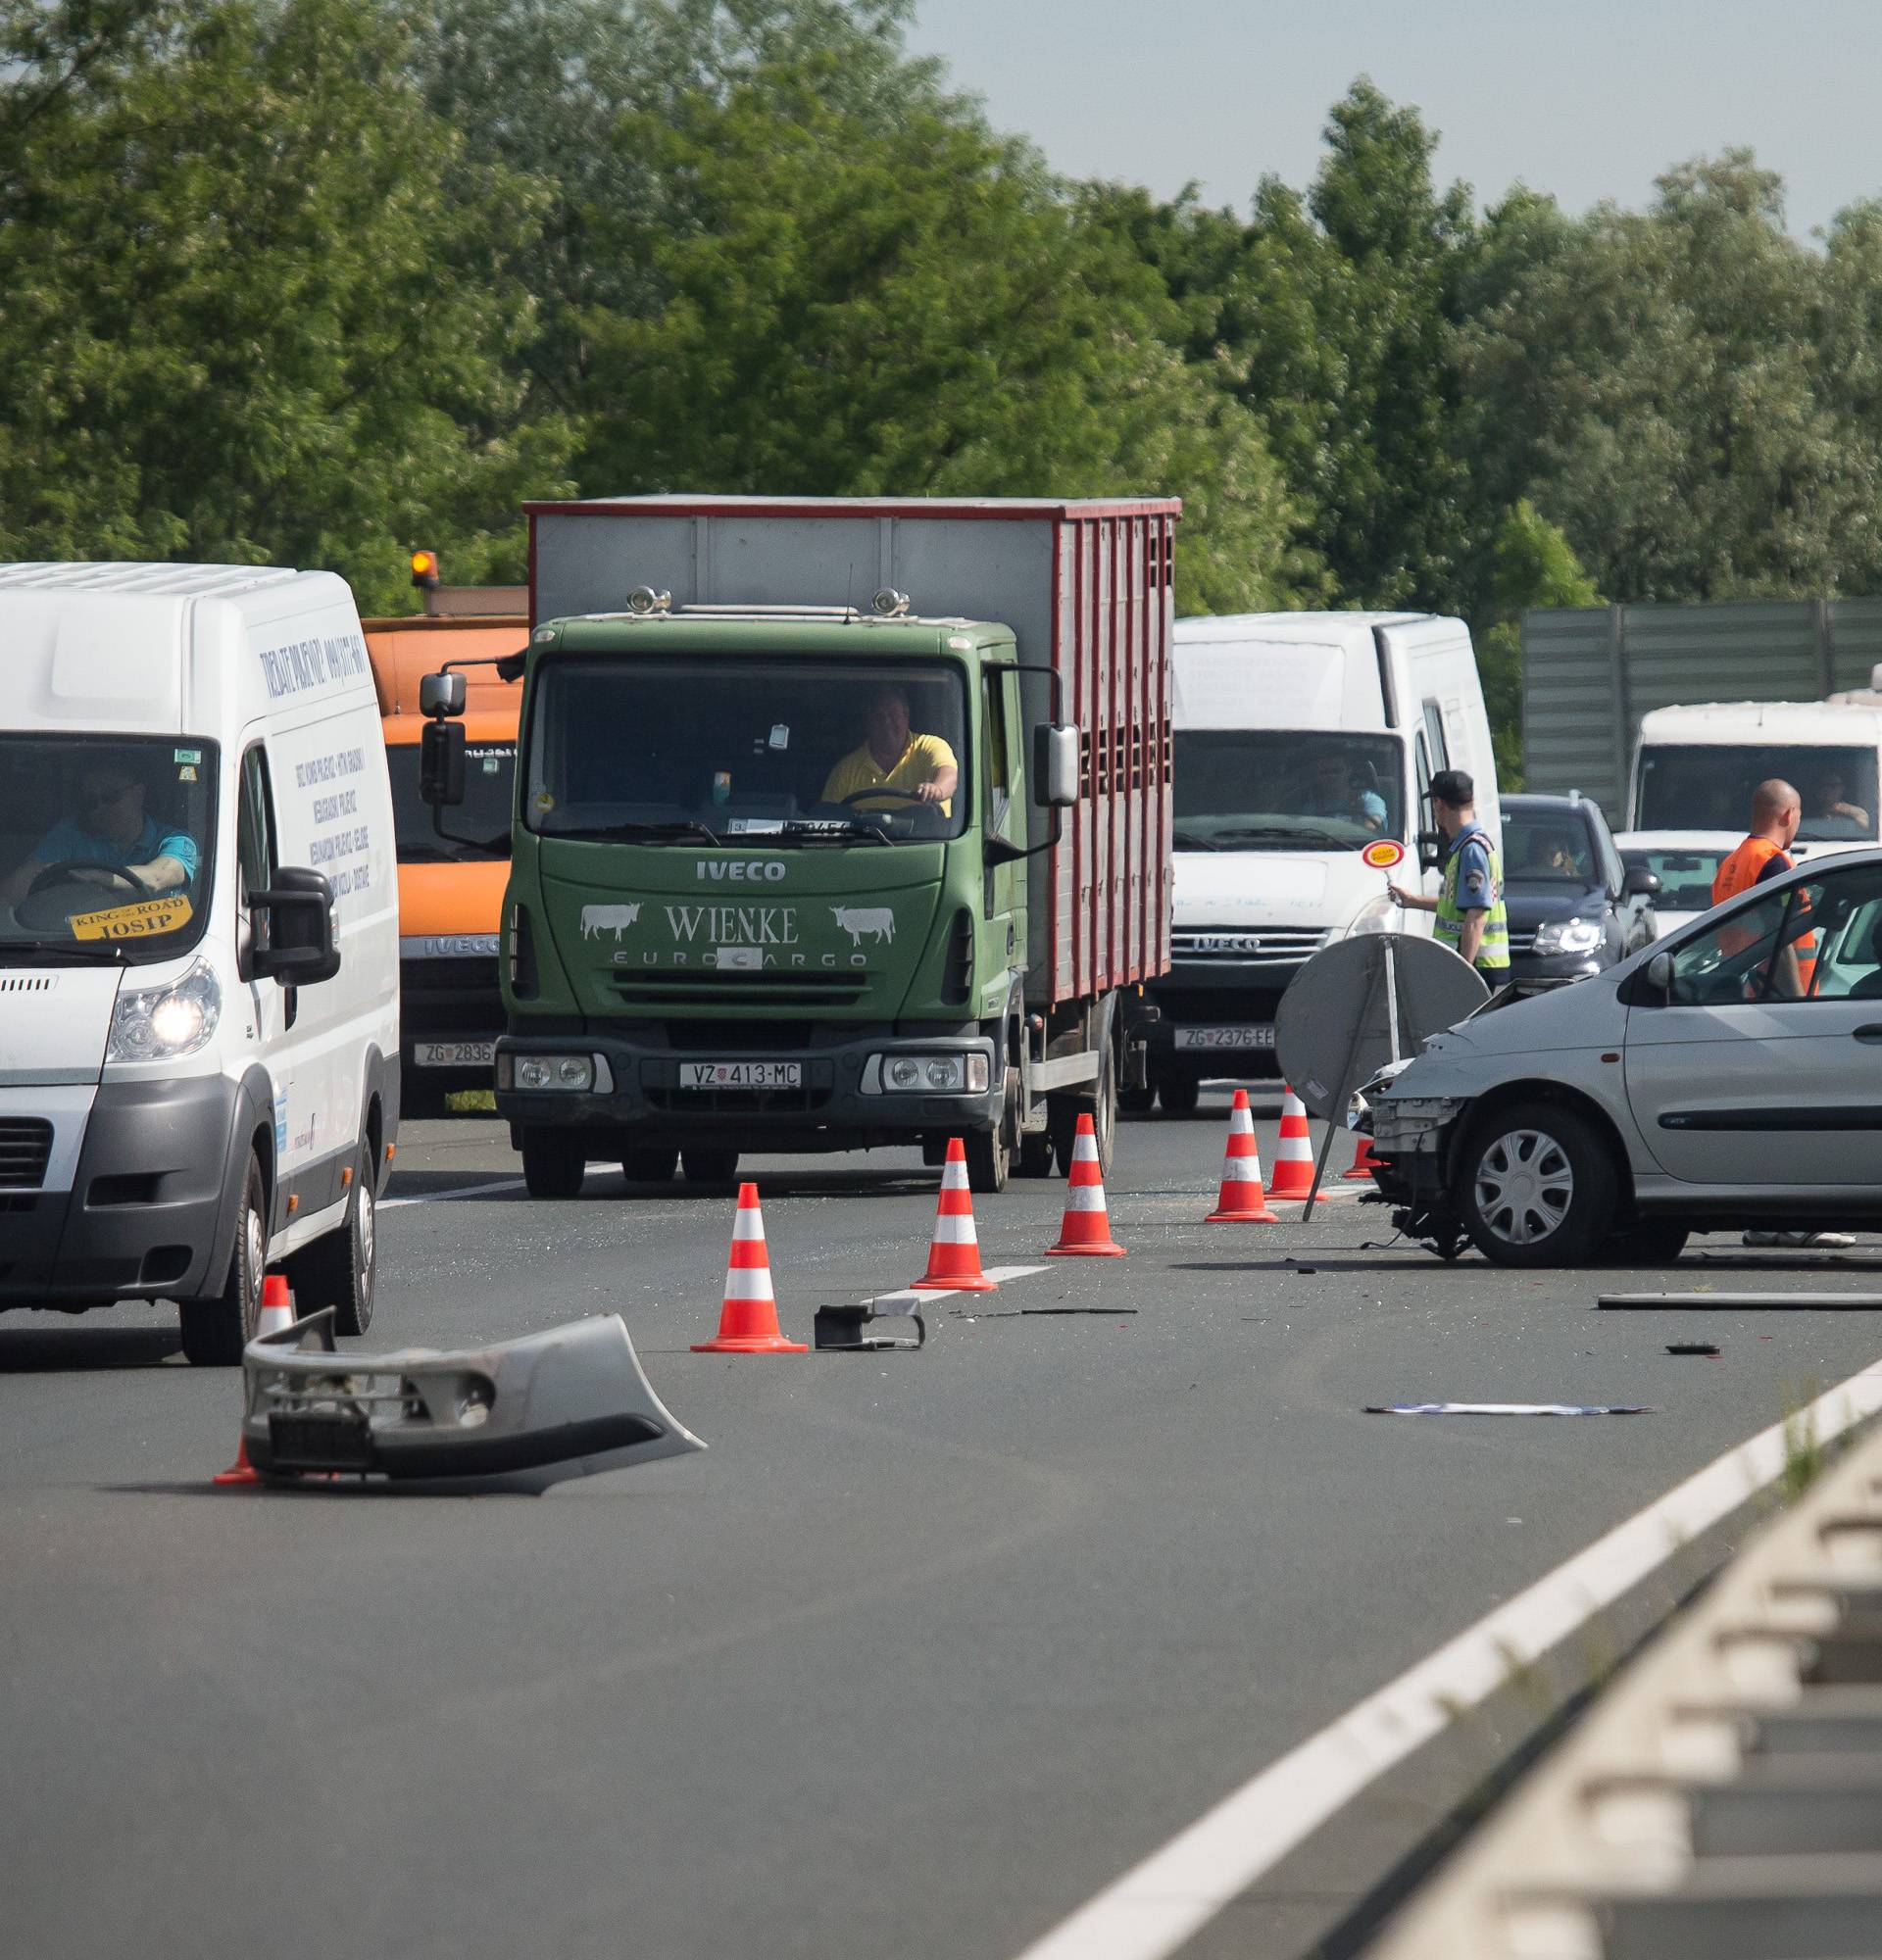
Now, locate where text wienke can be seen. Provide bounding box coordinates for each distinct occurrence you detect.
[665,905,797,946]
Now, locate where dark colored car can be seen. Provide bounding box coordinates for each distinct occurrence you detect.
[1501,792,1659,988]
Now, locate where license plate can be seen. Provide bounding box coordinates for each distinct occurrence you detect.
[269,1410,374,1472]
[413,1041,496,1069]
[1175,1026,1275,1051]
[678,1061,802,1089]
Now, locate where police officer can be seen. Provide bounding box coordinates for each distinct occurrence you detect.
[1387,768,1511,982]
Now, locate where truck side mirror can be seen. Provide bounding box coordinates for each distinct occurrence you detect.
[1033,724,1080,809]
[251,867,340,985]
[421,718,466,807]
[1416,828,1444,873]
[420,670,466,717]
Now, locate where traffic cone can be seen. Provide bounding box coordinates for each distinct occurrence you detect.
[1268,1086,1316,1199]
[692,1183,807,1353]
[256,1272,295,1339]
[912,1138,998,1292]
[1047,1112,1126,1257]
[1207,1089,1279,1223]
[1343,1133,1382,1181]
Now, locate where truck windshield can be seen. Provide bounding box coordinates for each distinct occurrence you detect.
[1638,744,1880,842]
[0,734,217,960]
[525,657,969,844]
[388,741,514,861]
[1172,731,1403,850]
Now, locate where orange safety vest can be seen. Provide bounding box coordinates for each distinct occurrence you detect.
[1713,836,1815,992]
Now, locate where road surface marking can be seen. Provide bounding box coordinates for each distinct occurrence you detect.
[382,1178,528,1209]
[864,1264,1049,1306]
[1011,1353,1882,1960]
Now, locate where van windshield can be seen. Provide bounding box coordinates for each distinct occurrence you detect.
[388,741,514,862]
[1172,731,1404,850]
[524,657,969,844]
[1638,744,1880,842]
[0,735,217,960]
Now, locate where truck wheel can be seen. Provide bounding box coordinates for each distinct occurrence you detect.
[965,1077,1015,1195]
[521,1129,586,1199]
[1015,1131,1055,1178]
[285,1137,377,1336]
[1460,1102,1617,1268]
[179,1153,266,1366]
[619,1147,678,1185]
[1157,1072,1200,1117]
[681,1147,739,1186]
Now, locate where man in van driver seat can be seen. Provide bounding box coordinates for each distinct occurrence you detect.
[1308,753,1387,833]
[1,758,198,906]
[821,683,959,814]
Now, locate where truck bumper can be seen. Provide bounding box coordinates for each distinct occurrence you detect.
[494,1026,1004,1151]
[400,946,503,1095]
[0,1076,249,1308]
[1144,956,1309,1078]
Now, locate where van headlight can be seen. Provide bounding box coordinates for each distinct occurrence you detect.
[1533,919,1603,955]
[107,958,222,1062]
[1346,894,1397,936]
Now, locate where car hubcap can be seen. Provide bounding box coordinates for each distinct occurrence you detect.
[1475,1128,1574,1246]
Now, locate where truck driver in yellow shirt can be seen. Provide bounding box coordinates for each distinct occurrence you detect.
[821,684,959,814]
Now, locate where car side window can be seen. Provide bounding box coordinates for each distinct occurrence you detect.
[1666,864,1882,1004]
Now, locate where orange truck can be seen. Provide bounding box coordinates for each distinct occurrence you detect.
[364,589,525,1115]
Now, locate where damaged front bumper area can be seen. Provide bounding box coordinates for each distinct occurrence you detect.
[1363,1094,1469,1207]
[240,1309,705,1491]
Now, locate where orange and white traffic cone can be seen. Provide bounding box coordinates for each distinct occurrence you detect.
[1047,1112,1126,1257]
[692,1183,807,1353]
[1343,1133,1382,1181]
[256,1271,295,1339]
[1268,1086,1316,1199]
[1207,1088,1279,1223]
[912,1138,998,1292]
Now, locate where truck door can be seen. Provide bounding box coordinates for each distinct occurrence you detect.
[983,669,1023,977]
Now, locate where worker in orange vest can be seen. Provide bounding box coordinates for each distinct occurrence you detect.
[1711,777,1850,1250]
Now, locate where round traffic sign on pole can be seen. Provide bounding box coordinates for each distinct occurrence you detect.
[1361,838,1407,871]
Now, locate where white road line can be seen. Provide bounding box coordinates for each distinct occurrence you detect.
[864,1263,1049,1306]
[1012,1354,1882,1960]
[381,1178,528,1209]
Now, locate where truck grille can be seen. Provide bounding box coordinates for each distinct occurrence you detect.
[612,973,868,1009]
[401,956,501,996]
[0,1118,54,1190]
[1170,928,1331,960]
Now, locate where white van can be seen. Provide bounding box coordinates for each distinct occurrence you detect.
[0,564,399,1362]
[1142,612,1500,1110]
[1630,700,1882,860]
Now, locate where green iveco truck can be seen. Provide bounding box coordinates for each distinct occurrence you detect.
[420,496,1177,1196]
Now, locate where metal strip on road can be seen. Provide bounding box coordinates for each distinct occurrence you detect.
[1010,1353,1882,1960]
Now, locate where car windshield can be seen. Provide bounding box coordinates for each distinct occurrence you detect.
[1625,847,1725,912]
[524,657,969,844]
[0,734,217,961]
[1171,731,1403,850]
[389,740,514,862]
[1504,810,1596,885]
[1638,744,1880,842]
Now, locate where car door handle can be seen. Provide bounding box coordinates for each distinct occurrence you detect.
[1855,1025,1882,1042]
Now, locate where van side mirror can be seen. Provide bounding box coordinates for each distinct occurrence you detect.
[420,670,466,717]
[1623,864,1661,900]
[251,867,340,985]
[1417,828,1445,873]
[1033,724,1080,809]
[421,718,466,807]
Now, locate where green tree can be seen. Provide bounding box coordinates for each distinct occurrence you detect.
[0,0,574,607]
[577,54,1314,610]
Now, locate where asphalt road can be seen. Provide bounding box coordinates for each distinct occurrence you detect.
[6,1091,1882,1960]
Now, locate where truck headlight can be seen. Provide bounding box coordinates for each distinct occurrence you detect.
[107,957,221,1062]
[866,1053,990,1095]
[509,1054,598,1092]
[1533,919,1603,955]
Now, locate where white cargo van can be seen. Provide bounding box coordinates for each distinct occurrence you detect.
[0,564,398,1362]
[1142,612,1500,1109]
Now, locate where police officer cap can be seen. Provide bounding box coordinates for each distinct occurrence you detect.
[1429,768,1474,808]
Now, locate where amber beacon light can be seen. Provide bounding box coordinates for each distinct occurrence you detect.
[410,548,440,591]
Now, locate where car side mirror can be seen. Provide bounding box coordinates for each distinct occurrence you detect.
[1624,864,1660,899]
[421,718,466,807]
[1645,950,1673,998]
[251,867,340,985]
[1033,724,1080,809]
[1416,828,1444,873]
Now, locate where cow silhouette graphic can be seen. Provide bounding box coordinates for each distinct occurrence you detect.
[579,903,642,942]
[830,905,895,947]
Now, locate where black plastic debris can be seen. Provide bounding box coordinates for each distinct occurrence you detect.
[814,1302,926,1351]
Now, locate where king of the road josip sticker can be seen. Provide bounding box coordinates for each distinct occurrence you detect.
[69,895,194,941]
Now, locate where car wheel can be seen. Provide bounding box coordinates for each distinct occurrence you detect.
[1157,1071,1201,1117]
[180,1153,267,1365]
[285,1138,377,1336]
[680,1147,739,1186]
[1602,1220,1691,1266]
[1460,1102,1617,1268]
[619,1147,678,1185]
[521,1128,586,1199]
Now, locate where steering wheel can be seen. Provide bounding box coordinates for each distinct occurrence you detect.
[840,788,929,808]
[25,858,151,899]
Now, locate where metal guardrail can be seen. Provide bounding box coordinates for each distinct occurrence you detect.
[1366,1418,1882,1960]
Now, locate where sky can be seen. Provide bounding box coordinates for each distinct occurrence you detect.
[901,0,1882,240]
